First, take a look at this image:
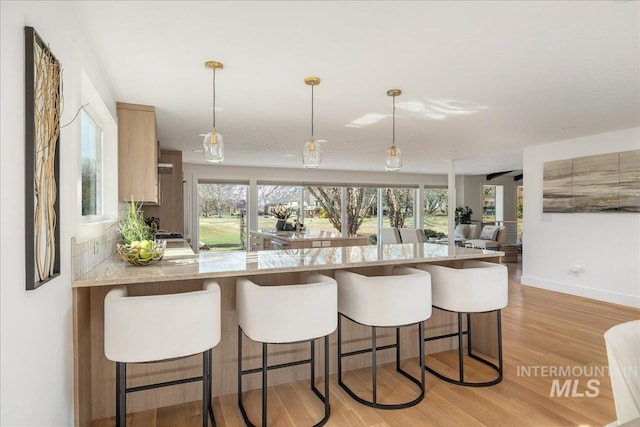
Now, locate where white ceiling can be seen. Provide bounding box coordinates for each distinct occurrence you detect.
[76,1,639,175]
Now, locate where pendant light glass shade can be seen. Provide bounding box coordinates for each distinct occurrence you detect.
[302,137,321,168]
[385,89,402,172]
[385,145,402,172]
[302,77,321,168]
[203,61,224,163]
[203,129,224,163]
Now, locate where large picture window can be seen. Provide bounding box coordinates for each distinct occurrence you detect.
[423,188,448,235]
[305,186,343,233]
[257,184,302,230]
[198,182,248,251]
[382,187,415,228]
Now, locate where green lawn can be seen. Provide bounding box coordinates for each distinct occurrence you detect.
[200,214,450,251]
[199,216,246,251]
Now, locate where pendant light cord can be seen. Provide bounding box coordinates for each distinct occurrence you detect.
[392,94,396,144]
[311,84,314,137]
[212,68,216,128]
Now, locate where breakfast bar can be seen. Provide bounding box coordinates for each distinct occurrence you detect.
[72,243,503,427]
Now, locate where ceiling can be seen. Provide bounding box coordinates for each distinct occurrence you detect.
[75,1,639,175]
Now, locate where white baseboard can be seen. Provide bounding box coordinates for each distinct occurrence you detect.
[520,275,640,309]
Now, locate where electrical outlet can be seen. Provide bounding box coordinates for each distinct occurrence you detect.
[570,264,583,276]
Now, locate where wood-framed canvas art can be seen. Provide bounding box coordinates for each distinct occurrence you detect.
[25,26,61,290]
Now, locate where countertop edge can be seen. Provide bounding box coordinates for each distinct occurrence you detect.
[72,245,504,288]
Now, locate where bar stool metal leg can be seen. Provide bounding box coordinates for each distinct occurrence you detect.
[116,362,126,427]
[424,307,503,387]
[338,313,426,409]
[262,343,267,427]
[203,349,215,427]
[237,326,331,427]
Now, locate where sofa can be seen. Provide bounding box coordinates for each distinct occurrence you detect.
[465,225,506,250]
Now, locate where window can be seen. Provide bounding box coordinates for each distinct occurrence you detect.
[382,187,415,228]
[257,185,302,230]
[81,110,103,216]
[482,185,496,223]
[482,184,504,224]
[305,186,343,233]
[76,70,117,242]
[423,188,448,235]
[517,185,523,238]
[345,186,377,237]
[198,182,248,251]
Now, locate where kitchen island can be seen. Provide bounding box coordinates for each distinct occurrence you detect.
[249,229,370,250]
[72,243,503,426]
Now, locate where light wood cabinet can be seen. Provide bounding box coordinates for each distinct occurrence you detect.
[117,102,158,203]
[142,150,183,233]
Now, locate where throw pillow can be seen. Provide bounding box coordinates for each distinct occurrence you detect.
[454,224,470,239]
[480,225,499,240]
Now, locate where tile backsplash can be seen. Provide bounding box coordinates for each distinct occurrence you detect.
[72,226,120,279]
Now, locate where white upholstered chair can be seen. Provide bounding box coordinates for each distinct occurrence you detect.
[335,266,432,409]
[379,227,401,244]
[104,281,221,427]
[416,261,508,386]
[399,228,424,243]
[236,273,337,426]
[605,320,640,426]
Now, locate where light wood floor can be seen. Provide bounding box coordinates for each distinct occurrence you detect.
[92,262,640,427]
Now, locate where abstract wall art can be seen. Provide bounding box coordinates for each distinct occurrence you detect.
[543,150,640,213]
[25,26,62,290]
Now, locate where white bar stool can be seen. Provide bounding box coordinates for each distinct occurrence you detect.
[236,273,337,427]
[104,280,221,427]
[335,266,431,409]
[416,261,507,387]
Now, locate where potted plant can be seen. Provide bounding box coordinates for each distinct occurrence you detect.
[116,199,165,265]
[455,206,473,226]
[269,204,297,231]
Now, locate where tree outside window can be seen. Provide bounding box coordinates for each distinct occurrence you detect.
[383,188,415,228]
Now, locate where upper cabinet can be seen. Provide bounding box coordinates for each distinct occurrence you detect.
[117,102,158,203]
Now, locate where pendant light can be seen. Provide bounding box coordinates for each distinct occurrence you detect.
[385,89,402,172]
[302,76,322,168]
[203,61,224,163]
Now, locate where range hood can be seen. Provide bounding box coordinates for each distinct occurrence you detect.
[158,160,173,174]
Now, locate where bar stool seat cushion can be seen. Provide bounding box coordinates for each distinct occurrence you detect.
[104,282,221,363]
[335,266,431,327]
[236,273,337,344]
[416,261,507,313]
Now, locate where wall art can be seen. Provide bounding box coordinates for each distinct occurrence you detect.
[543,150,640,213]
[25,26,62,290]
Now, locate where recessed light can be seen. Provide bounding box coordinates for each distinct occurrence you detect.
[317,139,327,143]
[284,154,295,158]
[193,149,203,153]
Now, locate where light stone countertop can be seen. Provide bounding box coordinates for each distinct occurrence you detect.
[72,243,503,288]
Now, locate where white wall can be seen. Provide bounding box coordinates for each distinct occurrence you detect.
[522,127,640,308]
[1,2,115,425]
